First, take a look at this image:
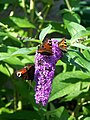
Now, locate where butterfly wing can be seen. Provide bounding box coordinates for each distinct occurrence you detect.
[16,64,35,81]
[38,38,52,55]
[58,38,67,52]
[26,65,35,80]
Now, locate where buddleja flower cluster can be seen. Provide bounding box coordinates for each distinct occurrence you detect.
[34,39,63,106]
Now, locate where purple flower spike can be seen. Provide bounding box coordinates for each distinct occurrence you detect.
[52,39,63,62]
[34,39,63,106]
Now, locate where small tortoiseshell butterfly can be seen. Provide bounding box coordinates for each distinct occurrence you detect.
[38,38,52,55]
[58,38,67,52]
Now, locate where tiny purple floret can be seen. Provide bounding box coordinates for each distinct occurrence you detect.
[34,39,63,106]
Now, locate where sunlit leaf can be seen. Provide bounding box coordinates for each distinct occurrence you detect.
[82,50,90,61]
[71,30,90,41]
[49,71,90,102]
[84,117,90,120]
[23,38,41,43]
[0,53,10,61]
[0,64,12,77]
[11,47,37,56]
[71,43,90,50]
[68,50,90,71]
[67,22,86,37]
[10,17,36,28]
[39,24,52,41]
[3,57,24,67]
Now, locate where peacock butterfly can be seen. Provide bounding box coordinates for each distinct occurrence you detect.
[16,64,35,81]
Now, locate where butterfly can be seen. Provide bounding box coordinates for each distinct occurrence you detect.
[16,64,35,81]
[58,38,67,52]
[38,38,52,55]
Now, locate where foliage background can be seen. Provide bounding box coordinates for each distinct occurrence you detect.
[0,0,90,120]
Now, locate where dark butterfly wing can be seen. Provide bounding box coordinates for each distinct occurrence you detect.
[38,38,52,55]
[58,38,67,52]
[16,64,35,81]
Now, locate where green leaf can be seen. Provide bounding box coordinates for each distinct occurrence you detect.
[63,12,80,25]
[0,22,8,28]
[21,55,34,64]
[0,64,13,85]
[43,20,69,35]
[7,46,18,53]
[67,22,86,37]
[39,24,52,41]
[69,0,80,8]
[0,64,13,77]
[83,39,90,45]
[11,47,37,56]
[71,30,90,41]
[49,71,90,102]
[3,57,24,67]
[23,38,41,43]
[82,106,90,116]
[71,43,90,50]
[64,83,89,101]
[0,31,8,36]
[0,107,13,115]
[82,50,90,61]
[0,52,24,67]
[0,44,18,54]
[46,107,69,120]
[68,50,90,71]
[10,17,36,28]
[84,117,90,120]
[0,53,10,61]
[0,30,23,47]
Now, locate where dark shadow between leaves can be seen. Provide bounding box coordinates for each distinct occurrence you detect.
[60,77,90,84]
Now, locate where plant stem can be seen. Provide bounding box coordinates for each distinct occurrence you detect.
[38,104,46,120]
[65,0,72,12]
[22,0,28,18]
[13,89,17,111]
[72,82,84,118]
[34,5,47,23]
[35,4,50,38]
[30,0,35,22]
[29,0,35,37]
[5,63,17,111]
[39,4,50,29]
[73,98,85,118]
